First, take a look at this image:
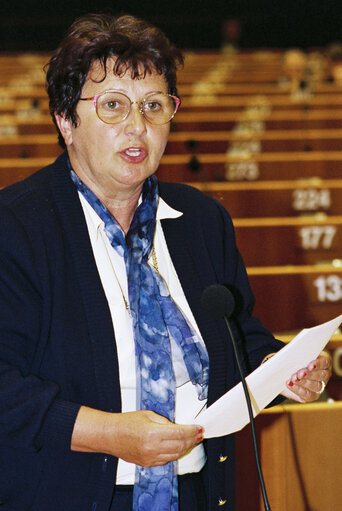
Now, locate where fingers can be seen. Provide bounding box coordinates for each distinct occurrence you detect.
[147,410,202,448]
[155,428,203,465]
[154,422,203,465]
[159,424,204,460]
[109,410,203,467]
[307,353,332,373]
[284,353,333,403]
[284,378,321,403]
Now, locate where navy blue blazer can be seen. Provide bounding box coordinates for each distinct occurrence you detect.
[0,152,284,510]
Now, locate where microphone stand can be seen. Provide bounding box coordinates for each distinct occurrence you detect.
[224,316,272,511]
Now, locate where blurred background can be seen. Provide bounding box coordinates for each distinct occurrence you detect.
[1,0,342,51]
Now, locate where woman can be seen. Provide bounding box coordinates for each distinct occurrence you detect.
[0,13,332,511]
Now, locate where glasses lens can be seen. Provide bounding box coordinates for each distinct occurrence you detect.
[96,91,130,124]
[142,93,177,125]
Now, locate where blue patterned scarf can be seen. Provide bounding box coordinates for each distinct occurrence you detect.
[70,170,209,511]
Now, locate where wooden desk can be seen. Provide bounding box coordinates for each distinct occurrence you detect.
[165,128,342,154]
[248,265,342,332]
[0,134,61,158]
[179,94,342,112]
[0,157,51,186]
[171,109,342,131]
[189,179,342,218]
[234,216,342,266]
[235,402,342,511]
[178,82,342,97]
[157,151,342,182]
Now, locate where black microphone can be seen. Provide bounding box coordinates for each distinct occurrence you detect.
[201,284,272,511]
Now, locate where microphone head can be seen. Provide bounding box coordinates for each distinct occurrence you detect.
[201,284,235,320]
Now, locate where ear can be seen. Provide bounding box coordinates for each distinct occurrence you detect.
[55,113,73,146]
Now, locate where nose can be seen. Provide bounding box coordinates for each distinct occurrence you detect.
[124,102,147,135]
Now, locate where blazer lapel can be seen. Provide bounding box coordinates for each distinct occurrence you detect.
[161,216,229,405]
[49,153,121,411]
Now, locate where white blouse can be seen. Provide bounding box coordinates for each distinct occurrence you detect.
[79,193,207,484]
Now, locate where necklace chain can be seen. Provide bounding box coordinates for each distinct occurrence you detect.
[151,246,159,273]
[101,225,159,315]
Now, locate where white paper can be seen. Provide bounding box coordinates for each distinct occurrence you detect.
[191,314,342,438]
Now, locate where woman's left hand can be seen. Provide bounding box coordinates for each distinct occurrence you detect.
[281,351,332,403]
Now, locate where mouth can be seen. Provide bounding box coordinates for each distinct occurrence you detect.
[120,147,147,163]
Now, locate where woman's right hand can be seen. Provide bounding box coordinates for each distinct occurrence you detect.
[71,406,203,467]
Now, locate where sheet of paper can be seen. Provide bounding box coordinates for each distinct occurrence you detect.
[192,314,342,438]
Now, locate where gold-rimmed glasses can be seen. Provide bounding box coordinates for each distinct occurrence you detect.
[79,90,181,125]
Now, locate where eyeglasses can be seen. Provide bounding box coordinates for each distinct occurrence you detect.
[79,90,181,125]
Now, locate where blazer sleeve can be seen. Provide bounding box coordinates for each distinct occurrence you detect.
[0,203,80,453]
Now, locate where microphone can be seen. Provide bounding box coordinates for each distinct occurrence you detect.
[201,284,272,511]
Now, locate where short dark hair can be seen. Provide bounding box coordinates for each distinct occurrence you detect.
[45,13,184,148]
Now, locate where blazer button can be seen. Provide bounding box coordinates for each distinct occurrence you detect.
[218,498,227,506]
[102,456,108,472]
[218,454,228,463]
